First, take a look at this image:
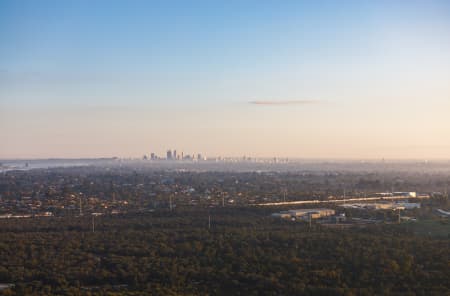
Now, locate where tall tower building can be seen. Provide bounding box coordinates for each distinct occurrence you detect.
[166,150,172,160]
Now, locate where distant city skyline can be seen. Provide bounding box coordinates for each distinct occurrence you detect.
[1,1,450,159]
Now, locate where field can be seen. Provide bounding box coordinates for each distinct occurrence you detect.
[400,219,450,238]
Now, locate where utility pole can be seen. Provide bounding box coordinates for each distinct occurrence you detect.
[222,193,225,207]
[79,196,83,216]
[391,183,395,203]
[283,189,287,203]
[169,195,173,211]
[343,188,346,205]
[92,215,95,233]
[208,214,211,230]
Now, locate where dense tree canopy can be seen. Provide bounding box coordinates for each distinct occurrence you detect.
[0,207,448,295]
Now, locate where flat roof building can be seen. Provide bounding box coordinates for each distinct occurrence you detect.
[272,208,335,220]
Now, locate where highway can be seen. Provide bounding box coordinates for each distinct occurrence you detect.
[256,195,429,206]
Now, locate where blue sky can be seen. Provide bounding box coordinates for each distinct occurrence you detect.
[1,1,450,158]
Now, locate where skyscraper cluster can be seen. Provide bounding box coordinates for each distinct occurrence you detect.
[144,149,204,161]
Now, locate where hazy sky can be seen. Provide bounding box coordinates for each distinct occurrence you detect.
[1,0,450,159]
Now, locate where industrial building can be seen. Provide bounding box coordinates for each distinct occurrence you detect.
[340,202,420,210]
[272,208,335,220]
[374,192,417,198]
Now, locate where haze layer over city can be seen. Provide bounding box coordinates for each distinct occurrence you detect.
[0,1,449,295]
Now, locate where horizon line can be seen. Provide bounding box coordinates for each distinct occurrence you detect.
[1,156,450,162]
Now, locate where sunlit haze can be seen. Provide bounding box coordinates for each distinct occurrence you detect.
[1,1,450,159]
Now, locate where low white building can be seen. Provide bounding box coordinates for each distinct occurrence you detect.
[340,202,420,210]
[272,208,335,220]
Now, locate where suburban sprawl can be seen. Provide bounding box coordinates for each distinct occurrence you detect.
[0,159,448,295]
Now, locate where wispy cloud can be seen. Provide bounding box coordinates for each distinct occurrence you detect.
[249,100,320,105]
